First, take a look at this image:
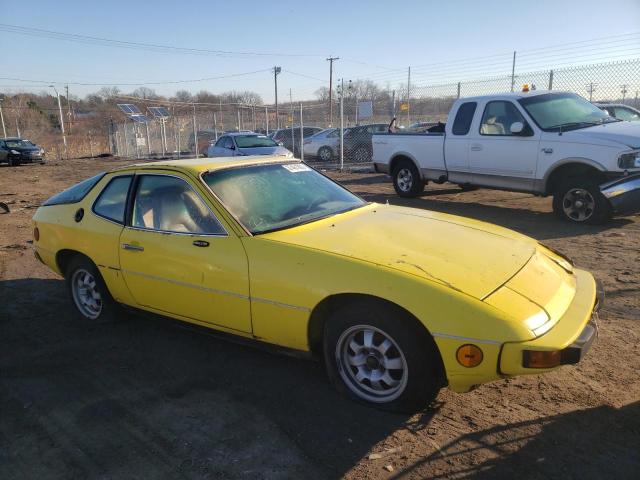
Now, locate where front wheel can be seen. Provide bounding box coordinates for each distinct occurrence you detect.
[392,160,424,197]
[8,156,20,167]
[324,301,443,413]
[552,177,612,225]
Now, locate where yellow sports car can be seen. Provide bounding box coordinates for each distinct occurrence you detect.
[32,157,600,412]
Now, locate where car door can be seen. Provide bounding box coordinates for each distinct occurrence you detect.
[208,136,227,157]
[118,171,252,332]
[0,141,7,162]
[467,100,540,191]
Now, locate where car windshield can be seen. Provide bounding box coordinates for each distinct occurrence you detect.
[234,135,278,148]
[203,163,365,234]
[5,139,35,148]
[518,93,615,131]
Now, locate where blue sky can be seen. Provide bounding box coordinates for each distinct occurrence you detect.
[1,0,639,102]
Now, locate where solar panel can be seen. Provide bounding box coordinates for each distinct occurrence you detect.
[117,103,142,115]
[148,106,170,118]
[130,114,149,124]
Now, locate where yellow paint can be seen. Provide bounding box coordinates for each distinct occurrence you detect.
[32,156,598,393]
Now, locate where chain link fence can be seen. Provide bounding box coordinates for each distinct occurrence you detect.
[103,58,640,170]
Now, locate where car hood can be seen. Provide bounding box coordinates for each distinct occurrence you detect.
[564,121,640,149]
[9,146,40,153]
[239,146,291,156]
[262,203,537,299]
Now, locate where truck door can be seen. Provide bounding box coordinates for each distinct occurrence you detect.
[444,101,478,184]
[467,100,540,191]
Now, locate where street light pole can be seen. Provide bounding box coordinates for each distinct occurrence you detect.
[49,85,67,157]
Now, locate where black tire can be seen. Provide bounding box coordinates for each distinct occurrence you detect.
[65,256,122,323]
[552,176,612,225]
[323,300,444,413]
[392,159,425,197]
[317,146,333,162]
[8,156,20,167]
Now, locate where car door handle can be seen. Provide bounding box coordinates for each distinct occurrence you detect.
[122,243,144,252]
[470,144,483,151]
[541,147,553,154]
[192,240,210,248]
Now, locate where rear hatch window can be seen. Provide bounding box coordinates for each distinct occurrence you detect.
[42,172,106,206]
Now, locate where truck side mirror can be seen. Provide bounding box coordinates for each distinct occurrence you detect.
[510,122,524,134]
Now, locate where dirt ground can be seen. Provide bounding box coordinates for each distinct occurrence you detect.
[1,158,639,480]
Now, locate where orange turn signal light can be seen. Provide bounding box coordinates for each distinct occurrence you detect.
[456,344,483,368]
[523,350,561,368]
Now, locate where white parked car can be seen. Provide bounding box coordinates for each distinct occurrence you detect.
[373,91,640,224]
[594,103,640,122]
[302,128,342,161]
[207,133,293,158]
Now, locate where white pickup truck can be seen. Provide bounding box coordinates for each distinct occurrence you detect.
[372,91,640,224]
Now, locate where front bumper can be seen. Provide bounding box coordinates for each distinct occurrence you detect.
[499,269,599,375]
[600,173,640,215]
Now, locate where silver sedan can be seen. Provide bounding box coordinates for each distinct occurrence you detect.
[303,128,344,162]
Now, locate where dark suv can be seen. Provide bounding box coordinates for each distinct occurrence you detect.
[0,138,45,166]
[343,123,388,162]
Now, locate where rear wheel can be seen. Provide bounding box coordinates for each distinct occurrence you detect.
[392,160,424,197]
[66,256,121,323]
[324,300,443,413]
[552,177,612,224]
[318,146,333,162]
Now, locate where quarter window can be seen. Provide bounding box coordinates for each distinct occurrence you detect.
[93,175,132,223]
[452,102,477,135]
[480,101,526,136]
[132,175,225,235]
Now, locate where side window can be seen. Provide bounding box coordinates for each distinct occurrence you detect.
[93,175,132,224]
[132,175,225,235]
[222,137,233,149]
[480,101,525,136]
[452,102,477,135]
[214,136,226,147]
[613,107,639,122]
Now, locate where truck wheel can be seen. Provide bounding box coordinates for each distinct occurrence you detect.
[323,300,443,413]
[392,160,424,197]
[552,177,612,225]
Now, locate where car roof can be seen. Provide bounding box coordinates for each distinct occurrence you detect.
[594,103,637,108]
[225,132,265,136]
[1,137,25,141]
[111,156,297,175]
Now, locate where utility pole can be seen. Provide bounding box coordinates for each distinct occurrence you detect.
[548,70,554,90]
[510,51,517,92]
[326,56,339,126]
[586,83,597,102]
[49,85,67,158]
[265,106,269,134]
[289,88,295,156]
[407,66,411,124]
[273,66,281,129]
[620,84,628,104]
[0,96,6,138]
[65,85,72,134]
[299,102,304,162]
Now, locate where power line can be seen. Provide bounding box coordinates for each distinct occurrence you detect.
[0,23,326,58]
[0,68,272,86]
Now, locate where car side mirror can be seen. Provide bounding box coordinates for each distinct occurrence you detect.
[510,122,524,134]
[229,145,235,150]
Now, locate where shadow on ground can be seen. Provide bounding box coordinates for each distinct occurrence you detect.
[395,402,640,479]
[0,278,426,479]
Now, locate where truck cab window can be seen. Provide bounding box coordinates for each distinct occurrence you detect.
[452,102,477,135]
[480,101,526,136]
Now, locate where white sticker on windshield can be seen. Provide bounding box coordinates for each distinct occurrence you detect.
[282,163,311,173]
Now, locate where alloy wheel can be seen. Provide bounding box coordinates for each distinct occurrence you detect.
[71,268,103,319]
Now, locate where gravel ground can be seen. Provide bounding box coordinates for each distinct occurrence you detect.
[1,158,639,479]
